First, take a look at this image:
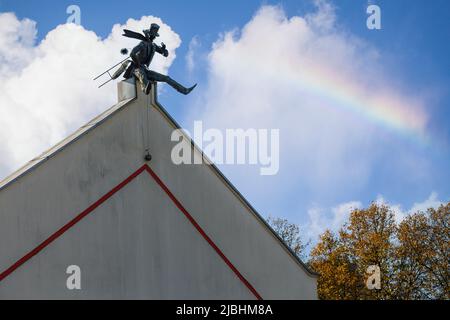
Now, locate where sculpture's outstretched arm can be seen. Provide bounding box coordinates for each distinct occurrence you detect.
[155,42,169,57]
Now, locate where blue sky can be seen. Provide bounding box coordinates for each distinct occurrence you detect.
[1,0,449,242]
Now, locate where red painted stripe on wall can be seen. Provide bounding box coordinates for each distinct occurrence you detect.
[144,165,262,300]
[0,164,262,300]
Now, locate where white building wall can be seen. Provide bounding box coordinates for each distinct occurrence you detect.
[0,81,317,299]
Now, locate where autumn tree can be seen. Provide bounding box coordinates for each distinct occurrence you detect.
[340,203,397,299]
[309,201,449,300]
[426,204,450,299]
[309,230,360,299]
[396,204,449,299]
[267,216,307,260]
[394,212,431,299]
[309,203,397,299]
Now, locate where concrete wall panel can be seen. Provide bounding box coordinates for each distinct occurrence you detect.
[0,82,316,299]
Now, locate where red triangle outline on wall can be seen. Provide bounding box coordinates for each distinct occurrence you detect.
[0,164,262,300]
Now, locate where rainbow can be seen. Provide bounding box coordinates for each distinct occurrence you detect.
[232,49,429,145]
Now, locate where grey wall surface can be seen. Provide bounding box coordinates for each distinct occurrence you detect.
[0,82,317,299]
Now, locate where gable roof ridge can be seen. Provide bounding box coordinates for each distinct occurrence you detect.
[0,96,135,192]
[151,83,318,278]
[0,81,318,277]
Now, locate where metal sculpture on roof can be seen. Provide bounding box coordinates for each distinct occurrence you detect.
[94,23,196,95]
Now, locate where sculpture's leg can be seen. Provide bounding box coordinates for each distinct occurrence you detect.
[134,68,152,94]
[146,70,196,95]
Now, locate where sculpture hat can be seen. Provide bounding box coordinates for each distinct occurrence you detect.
[144,23,160,37]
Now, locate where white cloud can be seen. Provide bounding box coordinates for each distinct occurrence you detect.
[332,201,363,227]
[186,3,428,200]
[305,201,362,240]
[374,195,407,223]
[376,192,444,223]
[0,12,37,75]
[305,0,336,32]
[186,35,200,74]
[409,192,443,213]
[0,13,181,179]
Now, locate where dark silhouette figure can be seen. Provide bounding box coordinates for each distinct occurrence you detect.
[122,23,196,95]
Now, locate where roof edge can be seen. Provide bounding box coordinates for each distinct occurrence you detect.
[0,96,136,192]
[0,80,317,278]
[151,83,318,278]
